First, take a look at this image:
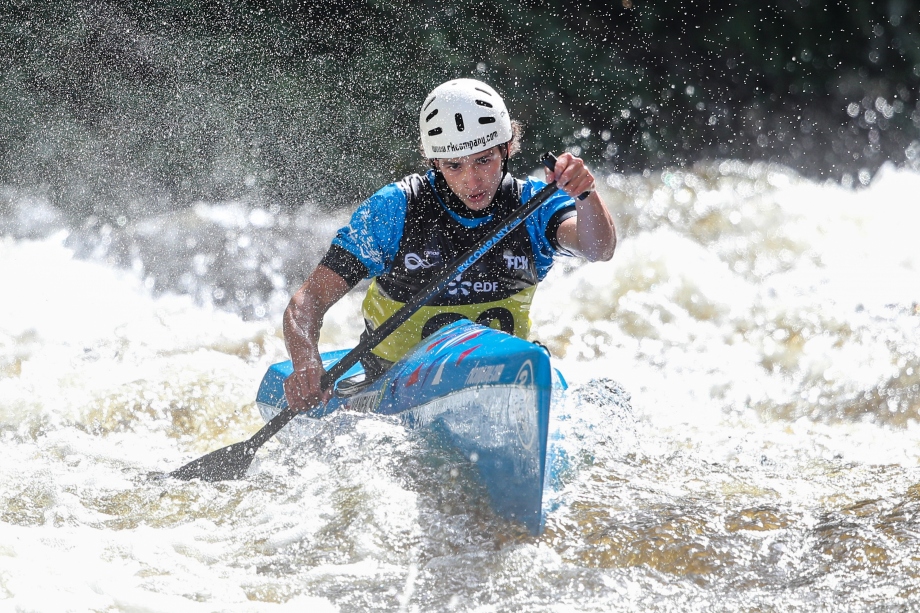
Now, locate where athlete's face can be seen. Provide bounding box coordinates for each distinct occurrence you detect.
[435,147,504,211]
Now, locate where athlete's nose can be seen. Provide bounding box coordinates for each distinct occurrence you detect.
[463,165,486,191]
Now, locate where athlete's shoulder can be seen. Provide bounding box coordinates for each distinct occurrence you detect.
[374,171,431,207]
[365,179,410,206]
[517,175,547,200]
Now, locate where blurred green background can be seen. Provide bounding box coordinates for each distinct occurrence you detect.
[2,0,918,223]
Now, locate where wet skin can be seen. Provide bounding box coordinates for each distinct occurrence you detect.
[434,148,504,211]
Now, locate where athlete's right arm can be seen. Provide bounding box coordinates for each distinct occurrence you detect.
[282,265,353,412]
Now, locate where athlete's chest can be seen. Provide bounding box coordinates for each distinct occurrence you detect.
[395,208,533,277]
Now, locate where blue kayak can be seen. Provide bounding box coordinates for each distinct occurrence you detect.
[255,319,567,535]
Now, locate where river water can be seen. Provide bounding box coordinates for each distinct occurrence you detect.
[2,159,920,611]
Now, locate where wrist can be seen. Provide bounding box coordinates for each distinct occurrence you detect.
[291,351,323,371]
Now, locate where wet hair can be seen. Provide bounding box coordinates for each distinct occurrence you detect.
[422,120,524,169]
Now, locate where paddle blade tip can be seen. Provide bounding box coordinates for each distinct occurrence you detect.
[165,441,256,482]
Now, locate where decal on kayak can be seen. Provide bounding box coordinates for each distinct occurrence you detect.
[465,364,505,385]
[404,365,423,387]
[456,344,481,364]
[347,390,382,414]
[426,328,485,353]
[406,352,457,388]
[431,356,449,385]
[510,360,537,450]
[515,359,533,386]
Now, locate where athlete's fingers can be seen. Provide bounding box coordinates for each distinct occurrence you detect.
[555,154,596,199]
[283,367,326,412]
[545,152,596,200]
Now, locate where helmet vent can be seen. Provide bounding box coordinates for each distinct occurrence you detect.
[475,100,493,108]
[474,87,492,96]
[422,96,436,111]
[425,109,439,122]
[427,127,443,136]
[478,116,496,124]
[455,113,465,132]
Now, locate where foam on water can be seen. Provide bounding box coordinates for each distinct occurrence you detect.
[533,162,920,432]
[2,162,920,611]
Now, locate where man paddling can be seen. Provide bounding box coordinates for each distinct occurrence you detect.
[283,78,616,413]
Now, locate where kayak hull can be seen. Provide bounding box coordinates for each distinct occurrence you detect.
[255,320,565,534]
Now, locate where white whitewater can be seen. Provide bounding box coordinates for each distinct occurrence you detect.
[2,160,919,611]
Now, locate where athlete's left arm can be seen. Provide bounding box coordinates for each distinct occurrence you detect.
[547,152,617,262]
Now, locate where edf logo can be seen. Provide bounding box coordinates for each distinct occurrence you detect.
[447,279,472,296]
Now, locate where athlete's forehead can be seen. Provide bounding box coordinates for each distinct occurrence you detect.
[438,147,500,165]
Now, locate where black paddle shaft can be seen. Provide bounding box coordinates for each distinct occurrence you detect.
[168,153,566,481]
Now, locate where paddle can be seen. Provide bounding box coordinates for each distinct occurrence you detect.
[168,152,569,481]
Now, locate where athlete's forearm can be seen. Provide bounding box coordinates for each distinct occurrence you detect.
[283,265,352,372]
[283,287,325,372]
[545,152,616,262]
[574,191,616,262]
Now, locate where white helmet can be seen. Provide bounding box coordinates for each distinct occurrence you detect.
[419,79,513,158]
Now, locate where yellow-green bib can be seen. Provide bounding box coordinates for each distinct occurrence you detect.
[363,280,537,362]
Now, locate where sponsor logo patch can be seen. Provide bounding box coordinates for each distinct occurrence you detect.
[504,254,529,270]
[447,278,499,295]
[447,278,472,296]
[405,251,439,270]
